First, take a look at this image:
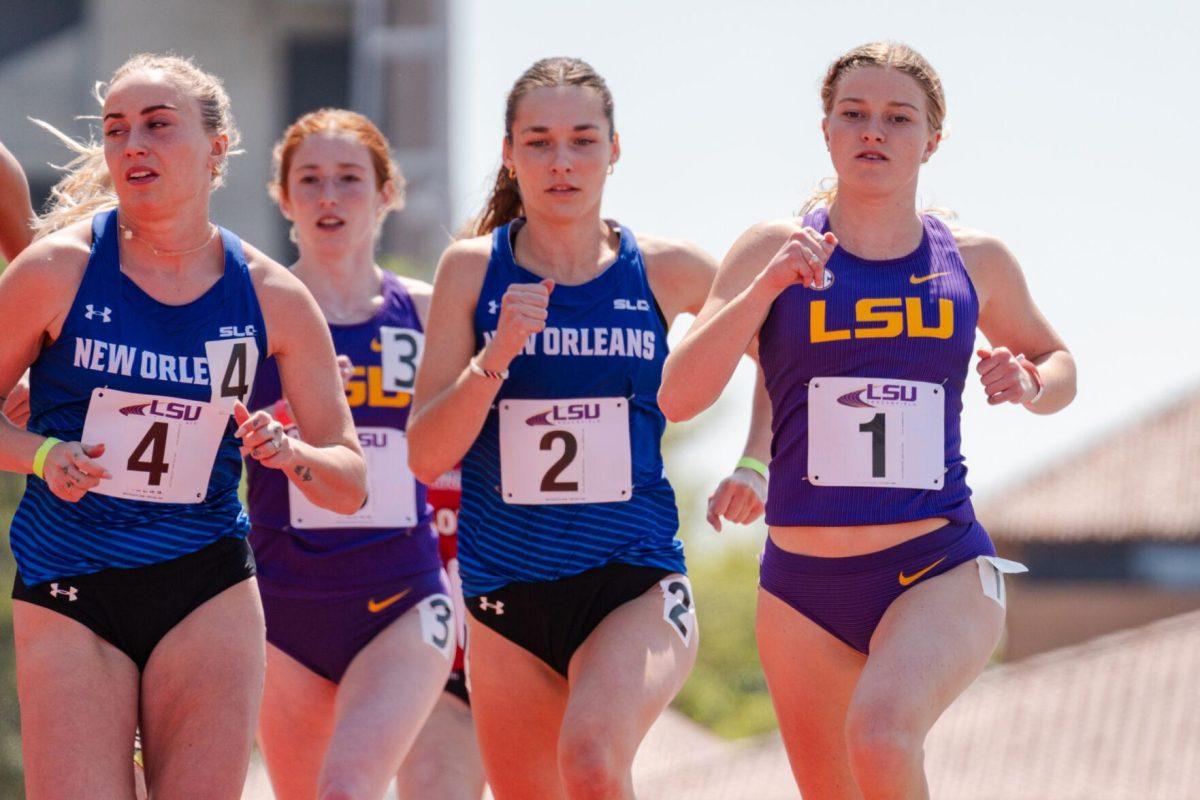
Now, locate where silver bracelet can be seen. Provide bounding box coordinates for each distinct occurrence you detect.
[469,358,509,381]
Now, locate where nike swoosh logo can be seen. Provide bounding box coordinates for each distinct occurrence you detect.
[367,588,411,613]
[898,556,947,586]
[909,272,950,285]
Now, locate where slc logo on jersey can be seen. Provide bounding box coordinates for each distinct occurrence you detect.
[810,298,954,342]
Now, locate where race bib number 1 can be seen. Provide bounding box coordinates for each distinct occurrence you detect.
[498,397,632,505]
[80,387,230,503]
[289,426,417,528]
[807,376,945,490]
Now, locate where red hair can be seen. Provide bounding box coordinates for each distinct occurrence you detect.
[269,108,405,212]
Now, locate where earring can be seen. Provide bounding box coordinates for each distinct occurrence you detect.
[607,164,615,176]
[508,166,517,180]
[288,225,299,244]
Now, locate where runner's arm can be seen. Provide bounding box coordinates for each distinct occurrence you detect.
[407,240,505,484]
[250,253,366,512]
[0,141,35,261]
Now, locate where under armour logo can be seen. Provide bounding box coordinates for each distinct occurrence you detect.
[487,300,499,315]
[84,304,112,323]
[49,583,78,602]
[478,596,505,615]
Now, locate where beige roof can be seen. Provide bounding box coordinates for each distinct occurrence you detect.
[245,610,1200,799]
[977,385,1200,542]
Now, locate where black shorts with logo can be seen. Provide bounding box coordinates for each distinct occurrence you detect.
[12,535,256,671]
[466,562,682,677]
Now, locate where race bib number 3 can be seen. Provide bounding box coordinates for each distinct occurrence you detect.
[80,388,230,503]
[289,427,417,529]
[807,377,945,490]
[498,397,632,505]
[379,327,423,393]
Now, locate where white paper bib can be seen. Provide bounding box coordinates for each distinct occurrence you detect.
[80,387,230,504]
[807,376,945,490]
[378,326,423,393]
[498,397,632,505]
[289,426,417,529]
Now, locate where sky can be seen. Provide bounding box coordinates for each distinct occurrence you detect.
[446,0,1199,510]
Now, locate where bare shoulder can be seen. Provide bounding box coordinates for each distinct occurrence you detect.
[638,233,716,271]
[437,235,491,272]
[397,274,433,300]
[397,273,433,324]
[949,224,1024,284]
[242,240,308,301]
[431,234,492,296]
[950,225,1018,269]
[6,219,93,289]
[0,141,25,185]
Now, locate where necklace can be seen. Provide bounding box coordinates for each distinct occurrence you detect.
[119,220,219,258]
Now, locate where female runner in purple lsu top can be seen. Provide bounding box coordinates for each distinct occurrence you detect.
[245,109,457,800]
[660,42,1076,799]
[247,270,447,679]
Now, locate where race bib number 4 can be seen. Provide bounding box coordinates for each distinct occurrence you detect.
[289,426,417,528]
[205,337,259,405]
[80,388,230,503]
[807,377,945,490]
[498,397,632,505]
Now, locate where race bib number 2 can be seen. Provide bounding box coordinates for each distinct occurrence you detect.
[498,397,632,505]
[807,376,945,490]
[80,388,230,503]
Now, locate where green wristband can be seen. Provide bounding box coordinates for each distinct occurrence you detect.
[32,437,62,480]
[736,456,768,478]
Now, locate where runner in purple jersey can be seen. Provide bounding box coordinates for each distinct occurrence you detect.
[246,108,480,800]
[660,43,1076,799]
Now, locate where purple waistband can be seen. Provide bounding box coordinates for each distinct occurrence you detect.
[763,521,991,576]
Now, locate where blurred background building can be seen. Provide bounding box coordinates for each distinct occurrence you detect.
[0,0,452,269]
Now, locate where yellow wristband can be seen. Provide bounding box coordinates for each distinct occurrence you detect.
[32,437,62,480]
[736,456,768,479]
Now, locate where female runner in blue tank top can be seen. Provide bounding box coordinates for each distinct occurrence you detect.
[661,43,1077,799]
[0,55,366,799]
[247,108,484,800]
[409,57,771,799]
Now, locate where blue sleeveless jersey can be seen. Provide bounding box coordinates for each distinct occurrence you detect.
[758,208,978,526]
[9,210,268,584]
[246,271,439,593]
[457,221,683,595]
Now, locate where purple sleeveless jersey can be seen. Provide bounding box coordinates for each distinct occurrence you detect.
[758,208,979,526]
[246,271,439,594]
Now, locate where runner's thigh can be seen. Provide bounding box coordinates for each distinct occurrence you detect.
[138,578,265,800]
[852,560,1004,742]
[756,588,866,800]
[466,613,568,800]
[14,600,141,800]
[257,642,337,800]
[562,573,698,755]
[396,692,487,800]
[319,603,453,799]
